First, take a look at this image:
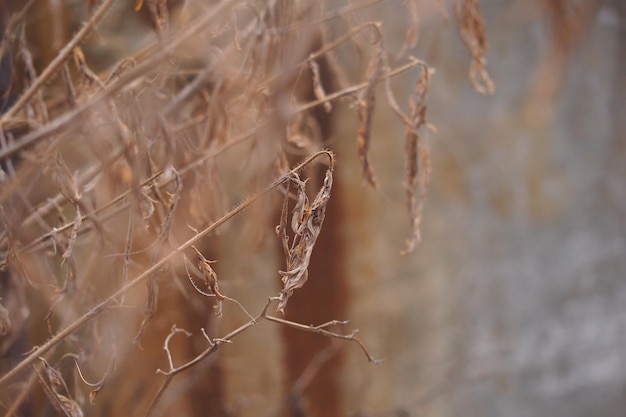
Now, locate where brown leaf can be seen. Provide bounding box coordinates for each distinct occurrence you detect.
[356,44,382,188]
[192,246,226,317]
[277,169,333,313]
[454,0,495,94]
[37,358,83,417]
[402,65,431,255]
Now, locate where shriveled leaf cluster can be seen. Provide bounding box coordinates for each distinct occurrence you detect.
[276,168,333,313]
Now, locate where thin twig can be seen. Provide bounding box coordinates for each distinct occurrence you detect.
[0,0,119,123]
[0,150,334,388]
[264,315,382,364]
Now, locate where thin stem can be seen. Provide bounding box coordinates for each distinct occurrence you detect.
[0,0,119,123]
[0,150,334,388]
[264,315,381,364]
[0,0,239,163]
[295,59,425,115]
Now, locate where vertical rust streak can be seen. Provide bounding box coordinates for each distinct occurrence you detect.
[282,174,348,417]
[280,43,348,416]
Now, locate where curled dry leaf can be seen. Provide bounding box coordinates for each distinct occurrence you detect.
[402,64,431,255]
[192,245,225,317]
[356,43,383,188]
[37,358,84,417]
[454,0,495,94]
[277,168,333,313]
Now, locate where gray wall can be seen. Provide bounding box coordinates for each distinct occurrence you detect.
[337,1,626,416]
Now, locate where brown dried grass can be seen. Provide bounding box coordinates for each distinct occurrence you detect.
[0,0,493,415]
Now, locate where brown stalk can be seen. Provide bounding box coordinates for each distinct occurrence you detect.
[72,46,104,89]
[18,25,49,124]
[310,60,332,112]
[61,63,77,108]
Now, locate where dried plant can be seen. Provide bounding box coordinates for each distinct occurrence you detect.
[276,167,333,313]
[356,42,382,188]
[0,0,493,415]
[454,0,495,94]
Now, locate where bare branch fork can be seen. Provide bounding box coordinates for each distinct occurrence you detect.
[0,150,334,388]
[144,297,380,417]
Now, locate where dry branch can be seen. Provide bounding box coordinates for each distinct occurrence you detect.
[0,150,334,388]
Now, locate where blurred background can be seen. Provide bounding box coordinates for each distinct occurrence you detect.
[0,1,624,417]
[340,1,626,416]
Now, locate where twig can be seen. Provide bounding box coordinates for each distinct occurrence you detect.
[0,150,334,388]
[264,315,382,364]
[0,0,119,123]
[144,296,379,416]
[0,0,239,163]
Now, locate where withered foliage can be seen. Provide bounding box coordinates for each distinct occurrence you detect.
[276,168,333,313]
[0,0,492,415]
[37,359,84,417]
[402,64,432,255]
[191,245,226,316]
[454,0,495,94]
[356,43,382,188]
